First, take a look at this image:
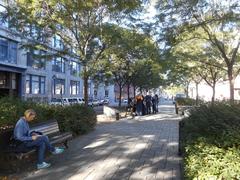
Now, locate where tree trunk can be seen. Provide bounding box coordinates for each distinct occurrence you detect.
[119,85,122,107]
[83,67,89,107]
[211,84,216,105]
[186,82,189,98]
[127,83,130,105]
[196,83,199,105]
[133,85,136,98]
[228,70,235,104]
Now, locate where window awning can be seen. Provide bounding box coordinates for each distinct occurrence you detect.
[0,63,27,73]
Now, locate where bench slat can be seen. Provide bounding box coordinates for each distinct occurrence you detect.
[31,123,59,131]
[36,127,59,135]
[31,122,60,135]
[50,133,72,145]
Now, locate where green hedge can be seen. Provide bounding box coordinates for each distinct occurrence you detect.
[180,103,240,179]
[54,104,96,135]
[0,97,54,127]
[176,97,204,106]
[0,97,96,135]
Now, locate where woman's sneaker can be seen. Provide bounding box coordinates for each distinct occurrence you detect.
[37,162,51,169]
[52,147,64,155]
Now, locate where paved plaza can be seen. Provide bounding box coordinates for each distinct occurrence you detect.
[20,104,182,180]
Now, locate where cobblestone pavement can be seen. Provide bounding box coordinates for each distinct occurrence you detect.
[21,104,182,180]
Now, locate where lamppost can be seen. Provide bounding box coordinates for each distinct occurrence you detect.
[52,75,56,101]
[60,85,63,106]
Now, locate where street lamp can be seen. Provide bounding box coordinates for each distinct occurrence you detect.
[60,86,63,106]
[52,75,56,101]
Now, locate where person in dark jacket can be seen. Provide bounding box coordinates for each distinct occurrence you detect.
[145,94,152,114]
[152,96,157,114]
[154,94,159,112]
[14,109,64,169]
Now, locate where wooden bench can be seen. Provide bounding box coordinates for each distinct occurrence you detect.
[0,120,72,172]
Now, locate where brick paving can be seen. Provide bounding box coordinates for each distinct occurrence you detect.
[20,104,182,180]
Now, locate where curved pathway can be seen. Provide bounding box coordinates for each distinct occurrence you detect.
[21,104,182,180]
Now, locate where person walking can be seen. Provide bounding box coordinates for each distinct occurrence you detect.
[155,94,159,112]
[152,96,157,114]
[145,94,152,114]
[142,95,146,115]
[14,109,65,169]
[135,94,143,116]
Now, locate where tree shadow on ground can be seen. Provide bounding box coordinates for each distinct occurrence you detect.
[8,108,182,180]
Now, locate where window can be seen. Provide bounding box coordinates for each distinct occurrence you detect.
[0,38,8,61]
[53,78,65,95]
[8,41,17,63]
[11,73,16,89]
[52,35,64,49]
[0,37,17,64]
[105,81,110,87]
[27,50,46,70]
[32,76,40,94]
[26,75,30,94]
[70,80,80,95]
[94,89,97,96]
[25,75,45,94]
[105,90,109,98]
[70,61,80,76]
[0,72,9,88]
[52,57,65,73]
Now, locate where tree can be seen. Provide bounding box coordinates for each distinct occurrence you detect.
[3,0,144,105]
[198,64,223,104]
[164,31,227,104]
[132,59,163,92]
[99,25,161,106]
[154,0,240,103]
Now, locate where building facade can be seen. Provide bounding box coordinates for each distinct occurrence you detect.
[0,2,87,102]
[0,2,134,104]
[188,76,240,101]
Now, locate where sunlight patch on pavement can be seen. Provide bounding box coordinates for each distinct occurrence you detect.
[167,142,178,147]
[83,140,109,149]
[142,135,155,139]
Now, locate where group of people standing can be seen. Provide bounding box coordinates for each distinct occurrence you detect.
[128,94,159,116]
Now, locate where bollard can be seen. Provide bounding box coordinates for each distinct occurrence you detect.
[116,112,120,120]
[175,103,178,114]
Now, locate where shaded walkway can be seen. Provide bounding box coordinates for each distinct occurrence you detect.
[20,105,182,180]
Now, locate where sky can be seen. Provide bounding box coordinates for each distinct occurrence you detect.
[143,0,157,22]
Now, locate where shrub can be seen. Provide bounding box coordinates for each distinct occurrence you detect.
[181,103,240,179]
[0,97,97,135]
[176,97,196,106]
[55,104,96,135]
[0,97,55,129]
[176,97,204,106]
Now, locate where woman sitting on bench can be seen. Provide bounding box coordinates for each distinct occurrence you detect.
[14,109,64,169]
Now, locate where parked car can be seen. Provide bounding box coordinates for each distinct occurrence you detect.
[173,93,186,104]
[49,98,62,106]
[77,97,85,105]
[123,99,128,103]
[62,98,70,105]
[68,98,79,105]
[99,100,104,106]
[88,99,100,106]
[92,99,100,106]
[103,99,109,105]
